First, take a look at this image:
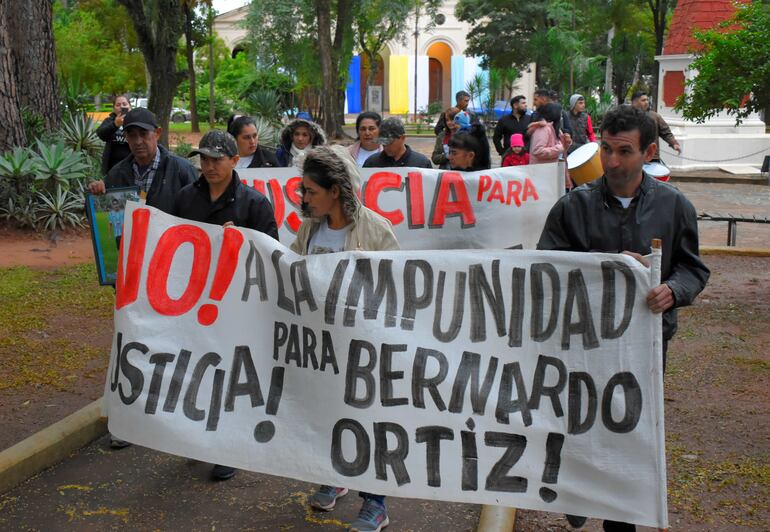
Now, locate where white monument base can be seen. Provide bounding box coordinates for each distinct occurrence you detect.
[659,115,770,171]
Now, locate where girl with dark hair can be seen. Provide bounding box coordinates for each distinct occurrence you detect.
[348,111,383,166]
[227,115,279,168]
[292,144,397,531]
[528,102,571,165]
[447,123,491,171]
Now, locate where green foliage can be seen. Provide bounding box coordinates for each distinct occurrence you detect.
[59,113,103,160]
[30,141,91,191]
[251,117,280,148]
[34,184,86,231]
[20,108,47,146]
[172,139,193,158]
[675,3,770,125]
[242,90,284,125]
[53,0,146,96]
[195,87,233,124]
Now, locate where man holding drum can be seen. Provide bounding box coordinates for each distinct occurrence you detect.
[537,104,709,530]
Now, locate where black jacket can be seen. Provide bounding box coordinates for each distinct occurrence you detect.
[537,173,710,341]
[247,145,280,168]
[96,113,132,176]
[173,170,279,239]
[105,145,197,215]
[363,145,432,168]
[493,112,532,155]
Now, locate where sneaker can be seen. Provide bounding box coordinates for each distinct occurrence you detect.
[211,464,236,480]
[566,514,588,528]
[110,435,131,449]
[349,498,389,532]
[310,485,348,511]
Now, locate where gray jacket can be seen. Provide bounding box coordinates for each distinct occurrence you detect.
[537,173,710,340]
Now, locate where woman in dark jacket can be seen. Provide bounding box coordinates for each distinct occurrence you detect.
[96,95,132,176]
[227,115,280,168]
[275,118,327,167]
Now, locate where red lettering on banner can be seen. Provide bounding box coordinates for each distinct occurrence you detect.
[265,179,285,228]
[477,174,492,201]
[284,177,303,233]
[115,208,150,310]
[488,180,506,203]
[364,171,404,225]
[249,179,267,196]
[430,172,476,228]
[406,172,425,228]
[197,228,244,326]
[146,225,211,317]
[507,180,523,206]
[522,177,539,202]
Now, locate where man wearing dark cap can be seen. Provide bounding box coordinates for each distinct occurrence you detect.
[88,108,197,214]
[174,131,278,482]
[362,117,432,169]
[174,130,278,236]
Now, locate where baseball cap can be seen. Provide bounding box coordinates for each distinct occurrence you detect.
[188,130,238,159]
[377,117,405,145]
[123,108,158,131]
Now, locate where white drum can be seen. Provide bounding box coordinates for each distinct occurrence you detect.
[567,142,603,185]
[643,162,670,182]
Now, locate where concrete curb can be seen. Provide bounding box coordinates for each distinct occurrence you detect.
[700,246,770,257]
[0,398,106,495]
[670,175,767,186]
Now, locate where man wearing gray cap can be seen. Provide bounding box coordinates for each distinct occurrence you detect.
[175,131,278,482]
[88,108,197,214]
[363,117,432,169]
[174,130,278,237]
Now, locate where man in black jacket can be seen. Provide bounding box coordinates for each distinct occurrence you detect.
[175,130,278,482]
[175,130,278,237]
[88,108,197,214]
[537,105,709,532]
[492,94,531,155]
[363,117,432,168]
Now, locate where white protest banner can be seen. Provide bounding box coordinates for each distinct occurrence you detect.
[237,164,562,250]
[105,202,667,528]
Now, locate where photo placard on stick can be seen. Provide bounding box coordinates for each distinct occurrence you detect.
[86,186,140,285]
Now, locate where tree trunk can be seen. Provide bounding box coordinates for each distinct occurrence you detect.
[185,4,200,133]
[648,0,670,109]
[0,2,25,150]
[208,2,215,128]
[7,0,60,131]
[118,0,187,147]
[315,0,340,138]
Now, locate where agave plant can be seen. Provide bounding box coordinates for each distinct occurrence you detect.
[251,116,279,148]
[30,140,91,191]
[34,184,85,231]
[0,195,38,228]
[60,112,103,159]
[243,89,284,126]
[0,147,38,194]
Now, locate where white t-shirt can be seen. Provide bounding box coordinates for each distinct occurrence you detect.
[308,219,351,255]
[235,154,254,168]
[356,147,380,166]
[614,196,634,209]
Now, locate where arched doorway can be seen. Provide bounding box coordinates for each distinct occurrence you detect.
[429,58,442,104]
[426,41,452,109]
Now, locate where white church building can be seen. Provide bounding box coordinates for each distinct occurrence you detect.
[214,1,537,115]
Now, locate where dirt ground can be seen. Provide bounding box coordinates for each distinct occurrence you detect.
[1,222,768,529]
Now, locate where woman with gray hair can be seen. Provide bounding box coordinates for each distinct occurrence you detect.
[290,144,396,532]
[291,144,398,255]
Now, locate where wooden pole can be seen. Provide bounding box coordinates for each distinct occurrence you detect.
[476,506,516,532]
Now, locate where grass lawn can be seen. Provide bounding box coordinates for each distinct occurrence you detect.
[0,264,114,392]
